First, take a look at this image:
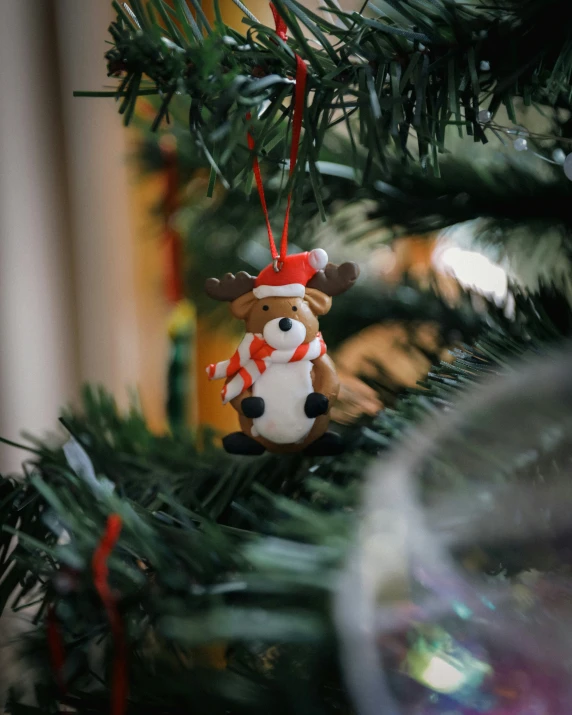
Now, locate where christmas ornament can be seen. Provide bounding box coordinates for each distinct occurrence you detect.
[552,148,566,165]
[205,250,359,455]
[159,138,198,433]
[167,299,197,432]
[335,349,572,715]
[513,137,528,151]
[477,109,492,124]
[563,152,572,180]
[401,625,492,709]
[204,3,359,455]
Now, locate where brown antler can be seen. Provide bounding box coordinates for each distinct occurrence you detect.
[205,272,256,301]
[306,262,360,296]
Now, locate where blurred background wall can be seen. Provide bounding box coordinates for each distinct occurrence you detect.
[0,0,281,471]
[0,1,139,471]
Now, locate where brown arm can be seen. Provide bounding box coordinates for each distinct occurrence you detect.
[311,354,340,405]
[229,386,253,415]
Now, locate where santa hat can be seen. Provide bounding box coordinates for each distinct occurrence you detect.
[253,249,328,299]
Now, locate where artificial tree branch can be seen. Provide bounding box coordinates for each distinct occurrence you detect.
[88,0,572,195]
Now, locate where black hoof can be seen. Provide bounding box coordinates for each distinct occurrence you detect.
[304,431,345,457]
[304,393,329,418]
[241,396,265,418]
[222,432,265,456]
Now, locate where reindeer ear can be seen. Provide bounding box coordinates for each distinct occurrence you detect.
[304,288,332,316]
[230,292,258,320]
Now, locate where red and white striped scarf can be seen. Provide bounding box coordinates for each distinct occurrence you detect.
[206,332,327,404]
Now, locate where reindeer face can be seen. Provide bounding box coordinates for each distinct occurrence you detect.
[245,295,320,348]
[226,290,333,346]
[205,261,360,342]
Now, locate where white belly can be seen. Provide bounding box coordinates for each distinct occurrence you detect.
[252,362,314,444]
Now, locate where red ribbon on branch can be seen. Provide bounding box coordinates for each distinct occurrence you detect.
[47,604,66,695]
[270,2,288,41]
[247,3,308,267]
[92,514,128,715]
[161,143,184,304]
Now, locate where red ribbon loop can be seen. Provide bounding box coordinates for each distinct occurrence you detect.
[270,2,288,41]
[280,53,307,262]
[247,3,308,265]
[93,514,128,715]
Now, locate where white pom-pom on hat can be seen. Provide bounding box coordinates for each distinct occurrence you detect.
[308,248,328,270]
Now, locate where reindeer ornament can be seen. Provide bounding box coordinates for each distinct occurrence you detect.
[206,250,359,455]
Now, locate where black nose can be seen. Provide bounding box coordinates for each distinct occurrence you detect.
[278,318,292,332]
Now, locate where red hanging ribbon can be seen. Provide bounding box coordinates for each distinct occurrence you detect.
[47,604,66,695]
[247,4,308,266]
[270,2,288,41]
[280,53,307,262]
[93,514,128,715]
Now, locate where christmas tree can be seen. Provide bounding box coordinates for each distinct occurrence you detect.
[2,1,572,713]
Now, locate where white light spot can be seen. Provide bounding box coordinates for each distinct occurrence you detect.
[433,246,508,302]
[420,656,466,693]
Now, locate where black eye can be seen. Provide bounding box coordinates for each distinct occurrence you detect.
[292,306,298,312]
[262,305,269,311]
